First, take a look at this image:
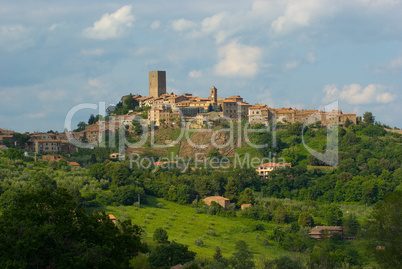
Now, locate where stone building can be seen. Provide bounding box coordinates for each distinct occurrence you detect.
[203,196,230,209]
[149,71,166,98]
[256,162,292,179]
[308,226,343,240]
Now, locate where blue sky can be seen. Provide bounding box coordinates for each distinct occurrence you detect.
[0,0,401,132]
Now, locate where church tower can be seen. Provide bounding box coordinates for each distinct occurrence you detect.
[149,71,166,98]
[210,86,217,104]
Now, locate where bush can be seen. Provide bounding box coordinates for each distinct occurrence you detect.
[153,228,168,243]
[194,238,204,247]
[207,229,217,236]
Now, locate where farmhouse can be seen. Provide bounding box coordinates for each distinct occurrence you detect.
[308,226,344,240]
[203,196,230,209]
[256,162,292,179]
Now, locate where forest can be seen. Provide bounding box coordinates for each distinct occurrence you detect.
[0,114,401,268]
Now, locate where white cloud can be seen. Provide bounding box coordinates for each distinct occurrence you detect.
[83,5,134,40]
[375,56,402,74]
[0,24,34,50]
[307,52,316,63]
[38,90,67,101]
[171,18,197,31]
[270,0,336,35]
[188,70,203,78]
[88,78,102,87]
[81,48,105,56]
[24,112,47,119]
[150,20,160,29]
[214,41,261,77]
[323,83,396,104]
[134,46,153,55]
[284,60,300,71]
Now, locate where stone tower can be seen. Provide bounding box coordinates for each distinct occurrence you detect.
[210,86,217,104]
[149,71,166,98]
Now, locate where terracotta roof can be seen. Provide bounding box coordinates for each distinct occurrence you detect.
[154,161,178,165]
[67,161,80,166]
[223,100,236,103]
[136,96,149,100]
[250,104,268,109]
[108,214,116,220]
[309,226,343,234]
[256,162,291,168]
[34,139,61,143]
[203,196,230,201]
[276,110,295,114]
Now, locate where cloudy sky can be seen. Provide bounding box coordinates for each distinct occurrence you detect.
[1,0,401,132]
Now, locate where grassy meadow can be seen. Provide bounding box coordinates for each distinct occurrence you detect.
[95,195,301,261]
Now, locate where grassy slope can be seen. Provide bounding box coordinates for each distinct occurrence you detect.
[97,196,300,261]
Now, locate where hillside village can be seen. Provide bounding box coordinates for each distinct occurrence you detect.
[0,70,363,158]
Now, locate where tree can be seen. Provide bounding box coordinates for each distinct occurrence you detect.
[343,131,358,145]
[74,121,87,132]
[90,153,97,164]
[0,188,146,268]
[368,191,402,268]
[261,256,304,269]
[148,241,196,267]
[124,94,139,110]
[88,114,96,125]
[4,148,23,160]
[229,240,255,269]
[88,163,105,180]
[323,204,343,226]
[344,118,352,128]
[153,228,168,243]
[363,111,375,125]
[224,177,238,203]
[274,206,287,224]
[343,214,360,236]
[298,212,314,227]
[237,188,255,205]
[12,133,30,148]
[213,246,223,261]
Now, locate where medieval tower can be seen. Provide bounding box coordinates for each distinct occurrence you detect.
[149,71,166,98]
[210,86,217,104]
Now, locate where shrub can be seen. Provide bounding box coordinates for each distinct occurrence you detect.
[194,238,204,247]
[207,229,216,236]
[153,228,169,243]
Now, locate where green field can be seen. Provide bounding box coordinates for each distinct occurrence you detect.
[96,196,301,261]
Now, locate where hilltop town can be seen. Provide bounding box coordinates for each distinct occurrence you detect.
[0,70,362,156]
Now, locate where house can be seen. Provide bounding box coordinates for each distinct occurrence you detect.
[42,155,64,162]
[67,161,80,167]
[203,196,230,209]
[110,153,121,159]
[27,139,61,154]
[109,214,117,225]
[248,104,274,124]
[308,226,343,240]
[0,145,8,150]
[256,162,292,179]
[241,204,253,210]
